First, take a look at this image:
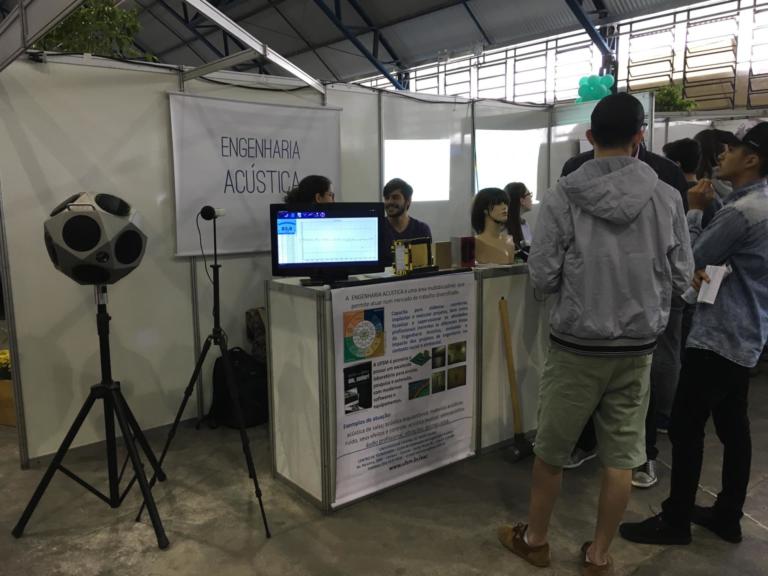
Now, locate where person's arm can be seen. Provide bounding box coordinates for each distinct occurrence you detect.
[690,206,748,270]
[685,179,747,268]
[686,179,716,245]
[686,209,705,246]
[672,166,690,212]
[668,195,694,295]
[527,188,572,293]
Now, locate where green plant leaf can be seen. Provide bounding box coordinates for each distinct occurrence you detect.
[654,84,697,112]
[32,0,153,61]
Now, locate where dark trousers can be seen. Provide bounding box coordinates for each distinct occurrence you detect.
[661,348,752,527]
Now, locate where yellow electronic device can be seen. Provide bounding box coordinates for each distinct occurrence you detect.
[392,237,437,276]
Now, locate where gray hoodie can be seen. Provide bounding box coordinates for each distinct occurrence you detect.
[529,157,693,355]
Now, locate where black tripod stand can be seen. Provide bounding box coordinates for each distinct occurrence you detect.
[12,286,169,549]
[137,211,270,537]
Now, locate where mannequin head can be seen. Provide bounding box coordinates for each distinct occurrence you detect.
[471,188,509,235]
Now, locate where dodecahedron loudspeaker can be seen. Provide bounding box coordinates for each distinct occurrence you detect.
[43,193,147,285]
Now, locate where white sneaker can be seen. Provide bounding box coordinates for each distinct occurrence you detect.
[632,460,658,488]
[563,447,598,470]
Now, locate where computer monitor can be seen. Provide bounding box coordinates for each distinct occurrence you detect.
[270,202,387,285]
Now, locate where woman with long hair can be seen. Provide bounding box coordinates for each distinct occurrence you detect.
[283,175,335,204]
[504,182,533,250]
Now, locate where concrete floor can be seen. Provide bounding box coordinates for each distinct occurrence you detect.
[1,370,767,576]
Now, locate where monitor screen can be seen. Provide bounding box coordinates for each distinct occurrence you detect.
[270,203,386,281]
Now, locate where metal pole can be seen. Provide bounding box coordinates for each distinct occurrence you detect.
[0,173,29,467]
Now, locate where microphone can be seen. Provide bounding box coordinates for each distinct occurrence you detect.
[200,205,225,220]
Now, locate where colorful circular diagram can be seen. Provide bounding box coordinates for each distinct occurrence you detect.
[352,319,378,351]
[344,308,385,361]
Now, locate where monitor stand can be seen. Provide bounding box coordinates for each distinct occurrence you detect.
[300,271,349,287]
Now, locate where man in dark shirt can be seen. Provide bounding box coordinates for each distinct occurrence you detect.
[563,142,690,210]
[382,178,432,263]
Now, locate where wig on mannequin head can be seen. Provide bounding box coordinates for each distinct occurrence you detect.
[471,188,508,234]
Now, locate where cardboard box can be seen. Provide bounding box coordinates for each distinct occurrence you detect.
[434,241,453,269]
[451,236,475,268]
[0,379,16,427]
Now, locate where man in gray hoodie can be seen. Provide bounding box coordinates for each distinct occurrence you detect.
[497,93,693,575]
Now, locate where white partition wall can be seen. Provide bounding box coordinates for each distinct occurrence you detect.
[326,84,382,203]
[548,93,654,186]
[181,79,381,414]
[651,113,768,153]
[0,53,671,464]
[381,94,473,243]
[473,101,551,198]
[0,58,384,461]
[0,60,194,459]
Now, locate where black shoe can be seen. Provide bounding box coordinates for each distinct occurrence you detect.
[691,505,742,543]
[620,514,691,545]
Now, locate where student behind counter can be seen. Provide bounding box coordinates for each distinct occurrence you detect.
[284,174,335,204]
[382,178,432,263]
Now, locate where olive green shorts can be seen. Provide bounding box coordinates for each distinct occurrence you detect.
[534,346,652,470]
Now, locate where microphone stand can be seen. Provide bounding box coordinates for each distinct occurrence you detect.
[135,211,270,538]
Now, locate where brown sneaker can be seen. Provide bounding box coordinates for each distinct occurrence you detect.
[580,542,614,576]
[497,523,550,568]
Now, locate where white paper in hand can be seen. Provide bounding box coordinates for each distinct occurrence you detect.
[697,264,731,304]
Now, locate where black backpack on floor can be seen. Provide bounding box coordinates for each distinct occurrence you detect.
[207,347,269,429]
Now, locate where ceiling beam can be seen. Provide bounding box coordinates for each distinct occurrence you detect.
[150,0,289,57]
[153,0,226,58]
[345,0,402,68]
[310,0,403,89]
[0,0,85,74]
[462,1,492,46]
[563,0,613,58]
[591,0,609,20]
[182,0,324,93]
[285,0,467,61]
[182,47,258,80]
[134,0,209,62]
[264,0,340,81]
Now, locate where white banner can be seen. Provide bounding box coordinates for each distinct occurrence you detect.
[169,93,341,256]
[331,273,476,507]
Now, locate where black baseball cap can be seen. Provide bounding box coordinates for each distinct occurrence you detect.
[740,122,768,155]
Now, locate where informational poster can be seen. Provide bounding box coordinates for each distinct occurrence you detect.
[169,92,341,256]
[331,272,476,507]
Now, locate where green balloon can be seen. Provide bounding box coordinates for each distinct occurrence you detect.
[579,76,590,87]
[578,85,591,98]
[588,84,602,99]
[600,74,615,88]
[588,75,600,86]
[576,97,584,103]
